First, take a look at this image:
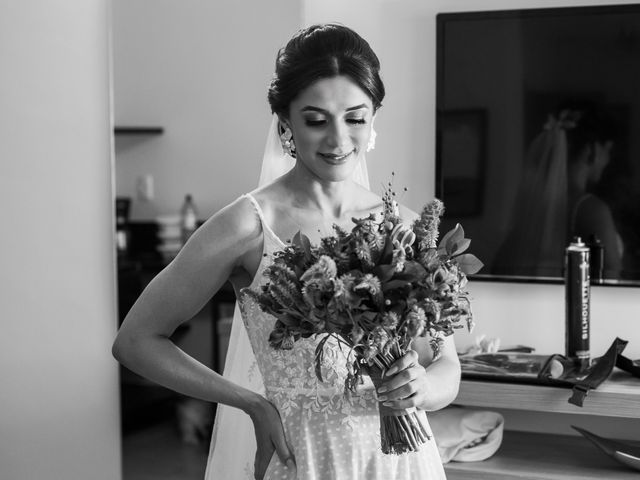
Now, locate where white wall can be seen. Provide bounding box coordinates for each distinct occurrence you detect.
[112,0,302,220]
[0,2,121,479]
[303,0,640,359]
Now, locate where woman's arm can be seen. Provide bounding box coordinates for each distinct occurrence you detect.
[112,196,295,474]
[376,335,461,412]
[573,194,623,277]
[113,197,258,405]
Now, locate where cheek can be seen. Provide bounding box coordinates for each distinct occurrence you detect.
[294,130,322,150]
[354,127,372,146]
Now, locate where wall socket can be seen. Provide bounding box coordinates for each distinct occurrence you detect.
[136,174,154,201]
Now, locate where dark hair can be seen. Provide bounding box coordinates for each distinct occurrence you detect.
[559,102,618,161]
[267,24,385,117]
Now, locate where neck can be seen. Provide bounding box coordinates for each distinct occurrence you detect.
[283,164,357,220]
[568,162,589,196]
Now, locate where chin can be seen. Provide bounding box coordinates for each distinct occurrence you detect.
[320,164,360,184]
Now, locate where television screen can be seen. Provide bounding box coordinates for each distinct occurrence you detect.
[436,5,640,286]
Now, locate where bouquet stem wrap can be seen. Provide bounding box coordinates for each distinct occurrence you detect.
[367,355,431,454]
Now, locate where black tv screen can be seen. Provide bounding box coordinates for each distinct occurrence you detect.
[436,5,640,286]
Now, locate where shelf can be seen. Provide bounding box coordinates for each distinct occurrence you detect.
[114,126,164,135]
[444,430,640,480]
[454,370,640,418]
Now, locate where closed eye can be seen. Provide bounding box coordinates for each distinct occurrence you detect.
[304,118,366,127]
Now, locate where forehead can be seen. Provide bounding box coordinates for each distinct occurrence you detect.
[291,76,372,112]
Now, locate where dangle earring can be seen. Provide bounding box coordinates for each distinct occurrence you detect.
[366,127,377,152]
[280,125,297,158]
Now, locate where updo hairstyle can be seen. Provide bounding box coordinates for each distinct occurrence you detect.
[559,102,618,162]
[267,24,385,118]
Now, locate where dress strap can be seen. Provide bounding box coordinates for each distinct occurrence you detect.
[243,193,286,248]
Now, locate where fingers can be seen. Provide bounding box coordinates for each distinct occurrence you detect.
[377,384,421,409]
[380,364,420,392]
[251,399,296,477]
[382,394,421,410]
[273,430,296,470]
[254,445,275,480]
[254,435,295,480]
[377,351,427,410]
[264,403,295,468]
[384,349,419,377]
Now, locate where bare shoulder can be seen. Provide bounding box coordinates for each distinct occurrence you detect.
[176,194,263,284]
[124,195,264,326]
[197,195,261,253]
[243,184,281,219]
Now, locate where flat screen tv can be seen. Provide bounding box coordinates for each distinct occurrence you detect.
[436,5,640,286]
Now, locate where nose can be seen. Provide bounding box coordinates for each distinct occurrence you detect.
[325,120,349,150]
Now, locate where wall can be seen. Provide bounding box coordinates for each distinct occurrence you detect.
[112,0,302,220]
[0,1,121,479]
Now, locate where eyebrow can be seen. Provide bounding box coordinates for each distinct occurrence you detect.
[300,104,369,114]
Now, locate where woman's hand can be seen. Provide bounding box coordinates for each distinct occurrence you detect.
[375,349,430,410]
[248,396,295,480]
[376,335,461,412]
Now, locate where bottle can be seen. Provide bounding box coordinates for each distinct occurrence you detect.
[565,237,591,372]
[180,194,198,245]
[586,234,604,284]
[115,197,131,257]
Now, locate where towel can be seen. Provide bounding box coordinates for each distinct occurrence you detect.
[430,407,504,463]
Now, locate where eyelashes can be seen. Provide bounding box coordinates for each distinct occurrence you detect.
[304,118,367,127]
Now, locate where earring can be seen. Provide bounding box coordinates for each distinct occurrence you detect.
[280,126,296,158]
[367,127,377,152]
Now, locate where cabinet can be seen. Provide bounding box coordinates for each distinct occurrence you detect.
[445,373,640,479]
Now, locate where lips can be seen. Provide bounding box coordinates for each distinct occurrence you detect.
[319,149,355,164]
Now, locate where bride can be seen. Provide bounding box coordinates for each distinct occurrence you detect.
[113,23,460,479]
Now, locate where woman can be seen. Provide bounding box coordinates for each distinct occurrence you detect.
[113,24,460,479]
[495,104,622,279]
[565,105,623,279]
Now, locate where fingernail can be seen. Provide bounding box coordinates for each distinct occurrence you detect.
[385,367,397,377]
[377,395,387,401]
[286,458,295,469]
[377,386,387,394]
[383,402,393,407]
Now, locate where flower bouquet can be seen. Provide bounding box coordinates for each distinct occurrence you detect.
[245,190,482,454]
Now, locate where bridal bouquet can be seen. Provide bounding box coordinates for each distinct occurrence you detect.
[245,188,482,454]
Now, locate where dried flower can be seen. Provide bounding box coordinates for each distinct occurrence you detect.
[300,255,337,283]
[413,199,444,250]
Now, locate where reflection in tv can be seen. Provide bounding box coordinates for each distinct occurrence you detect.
[436,5,640,285]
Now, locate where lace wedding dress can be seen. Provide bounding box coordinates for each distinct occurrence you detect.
[204,193,446,480]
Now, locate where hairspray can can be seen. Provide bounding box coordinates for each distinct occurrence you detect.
[565,237,590,371]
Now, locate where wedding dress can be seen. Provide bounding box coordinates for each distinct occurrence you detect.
[205,193,446,480]
[204,117,446,479]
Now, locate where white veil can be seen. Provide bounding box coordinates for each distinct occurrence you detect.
[204,115,371,479]
[496,113,570,276]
